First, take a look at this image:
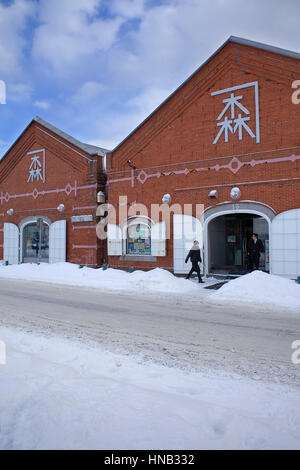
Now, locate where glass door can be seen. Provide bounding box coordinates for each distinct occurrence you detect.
[225,217,243,267]
[23,219,49,263]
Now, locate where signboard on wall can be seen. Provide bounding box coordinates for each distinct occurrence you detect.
[71,215,93,223]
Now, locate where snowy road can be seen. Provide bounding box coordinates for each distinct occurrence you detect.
[1,326,299,450]
[0,278,299,386]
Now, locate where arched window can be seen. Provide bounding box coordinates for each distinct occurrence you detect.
[126,218,151,255]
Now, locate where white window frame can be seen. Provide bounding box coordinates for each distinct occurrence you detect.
[123,216,152,256]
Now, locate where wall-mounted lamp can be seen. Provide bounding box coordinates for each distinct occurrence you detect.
[97,191,105,204]
[162,193,171,204]
[127,160,136,170]
[208,190,218,199]
[7,208,14,216]
[57,204,65,212]
[230,187,241,201]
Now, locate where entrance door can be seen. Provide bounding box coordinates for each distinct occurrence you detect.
[208,213,269,274]
[225,216,244,267]
[22,219,49,263]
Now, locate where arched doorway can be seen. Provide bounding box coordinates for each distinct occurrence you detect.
[20,217,50,263]
[204,203,275,275]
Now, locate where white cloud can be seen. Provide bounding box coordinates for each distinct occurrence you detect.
[70,81,106,105]
[107,0,300,94]
[127,86,171,117]
[0,0,35,79]
[109,0,146,19]
[34,100,51,110]
[81,0,300,149]
[7,83,32,103]
[87,107,148,150]
[107,1,210,91]
[32,0,124,74]
[85,86,171,150]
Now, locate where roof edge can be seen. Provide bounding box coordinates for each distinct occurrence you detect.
[33,116,110,157]
[229,36,300,61]
[0,116,111,163]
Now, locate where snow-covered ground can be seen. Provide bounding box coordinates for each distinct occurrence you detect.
[0,262,299,311]
[211,270,300,310]
[0,327,299,450]
[0,262,211,296]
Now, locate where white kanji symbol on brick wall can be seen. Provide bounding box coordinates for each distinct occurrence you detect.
[213,92,254,144]
[211,82,260,145]
[27,155,43,182]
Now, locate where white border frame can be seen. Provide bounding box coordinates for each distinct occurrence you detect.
[211,81,260,144]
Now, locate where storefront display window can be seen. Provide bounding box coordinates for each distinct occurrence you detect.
[126,220,151,255]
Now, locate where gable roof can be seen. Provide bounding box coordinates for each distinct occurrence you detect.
[1,116,110,162]
[33,116,110,157]
[109,35,300,155]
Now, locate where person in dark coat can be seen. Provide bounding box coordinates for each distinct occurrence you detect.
[247,233,264,271]
[185,240,203,283]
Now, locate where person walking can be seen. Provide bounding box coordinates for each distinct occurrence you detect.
[185,240,204,283]
[247,233,264,271]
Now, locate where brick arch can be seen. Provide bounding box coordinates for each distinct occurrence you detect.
[204,201,276,222]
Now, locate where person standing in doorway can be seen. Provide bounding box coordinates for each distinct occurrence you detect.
[247,233,264,271]
[185,240,204,283]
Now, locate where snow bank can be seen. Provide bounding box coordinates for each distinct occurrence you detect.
[211,270,300,310]
[0,262,206,296]
[0,327,299,450]
[1,263,299,310]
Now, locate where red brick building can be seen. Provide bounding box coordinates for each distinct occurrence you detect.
[1,37,300,278]
[106,37,300,278]
[0,116,107,266]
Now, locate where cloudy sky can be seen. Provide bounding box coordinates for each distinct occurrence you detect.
[0,0,299,155]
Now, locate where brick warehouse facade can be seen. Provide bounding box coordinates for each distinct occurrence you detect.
[0,117,107,266]
[0,37,300,278]
[106,37,300,278]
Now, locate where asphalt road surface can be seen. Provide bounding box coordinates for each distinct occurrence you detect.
[0,278,299,386]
